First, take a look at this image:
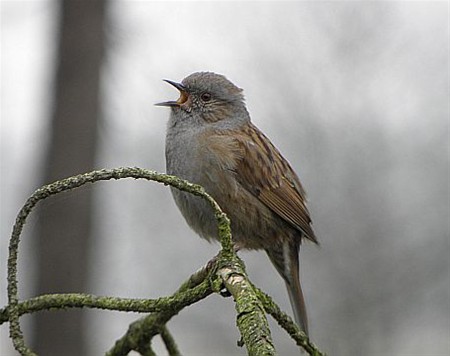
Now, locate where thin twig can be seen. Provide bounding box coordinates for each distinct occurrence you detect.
[106,254,218,356]
[106,278,212,356]
[160,326,181,356]
[256,288,325,356]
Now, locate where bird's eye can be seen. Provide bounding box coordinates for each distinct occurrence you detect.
[201,92,212,102]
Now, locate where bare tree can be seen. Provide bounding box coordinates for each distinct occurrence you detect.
[33,1,107,355]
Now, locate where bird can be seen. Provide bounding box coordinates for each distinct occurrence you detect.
[156,72,317,334]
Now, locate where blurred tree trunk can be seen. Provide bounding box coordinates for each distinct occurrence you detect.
[33,1,107,355]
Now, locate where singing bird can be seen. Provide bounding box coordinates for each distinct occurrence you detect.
[157,72,317,334]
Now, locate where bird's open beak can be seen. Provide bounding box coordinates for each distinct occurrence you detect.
[155,79,189,107]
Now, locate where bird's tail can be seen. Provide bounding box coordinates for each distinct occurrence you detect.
[266,241,309,335]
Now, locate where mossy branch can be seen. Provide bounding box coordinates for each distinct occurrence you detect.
[216,256,275,355]
[4,167,324,355]
[106,276,213,355]
[255,288,324,356]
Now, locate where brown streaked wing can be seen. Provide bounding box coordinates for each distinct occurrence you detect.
[231,124,317,243]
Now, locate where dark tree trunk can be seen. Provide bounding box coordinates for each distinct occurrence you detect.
[33,1,107,355]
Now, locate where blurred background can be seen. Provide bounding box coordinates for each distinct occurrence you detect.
[1,1,448,355]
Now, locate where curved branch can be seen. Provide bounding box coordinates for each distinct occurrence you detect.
[5,167,324,355]
[6,167,231,355]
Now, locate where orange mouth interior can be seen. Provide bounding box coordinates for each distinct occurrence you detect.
[177,91,189,105]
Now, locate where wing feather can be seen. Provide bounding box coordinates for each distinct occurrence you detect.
[221,123,317,243]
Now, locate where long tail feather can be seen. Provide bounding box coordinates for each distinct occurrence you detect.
[266,241,309,334]
[285,268,308,334]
